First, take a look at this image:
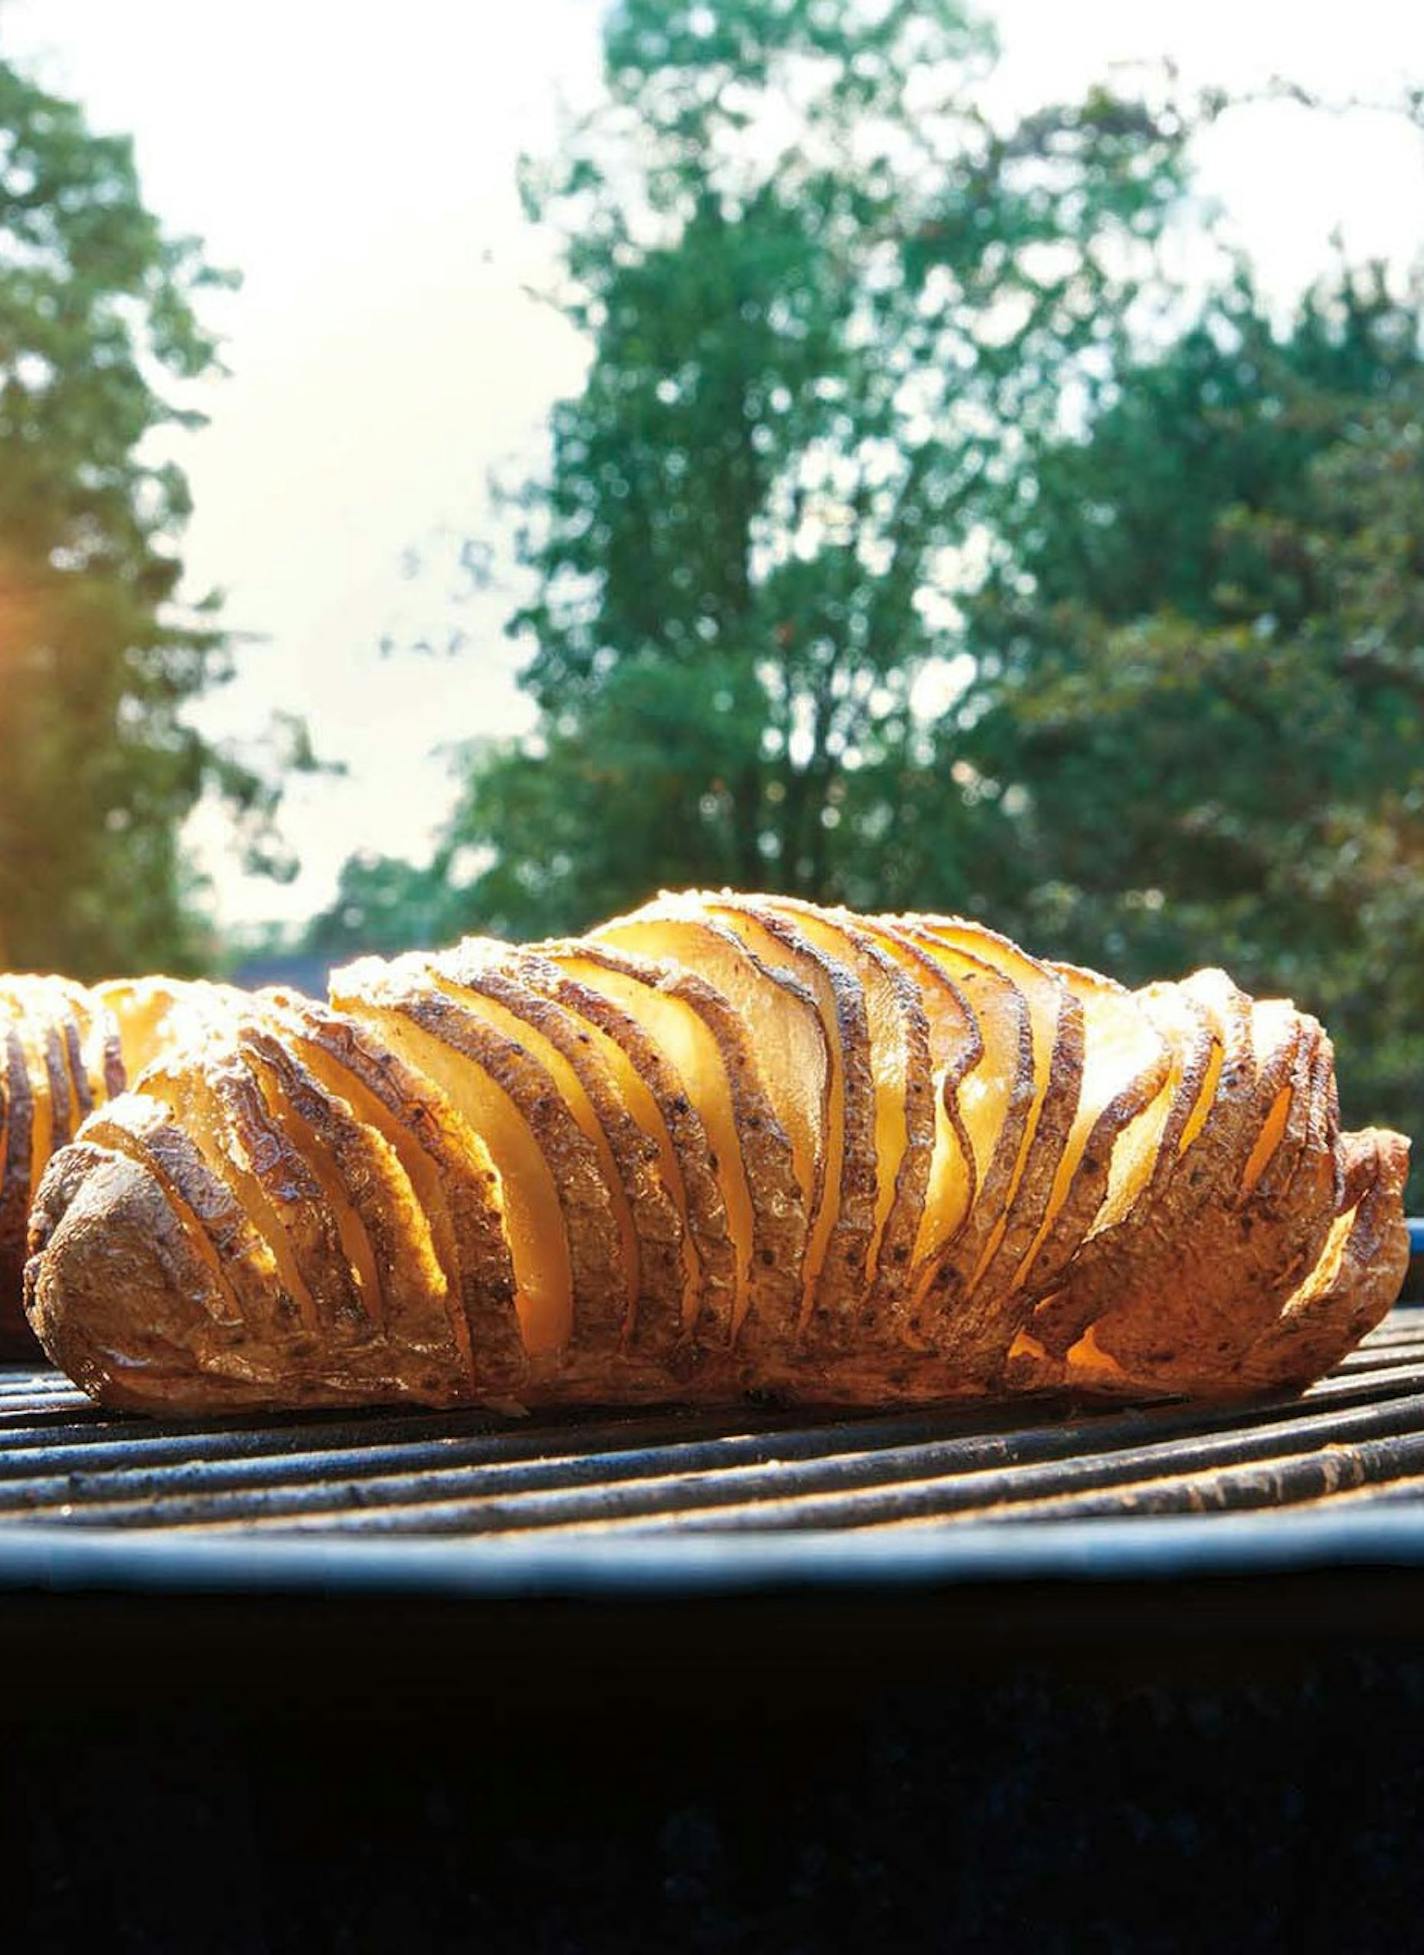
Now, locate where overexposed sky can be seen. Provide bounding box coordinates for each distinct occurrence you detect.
[4,0,1424,929]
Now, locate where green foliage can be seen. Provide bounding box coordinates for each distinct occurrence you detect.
[339,3,1424,1174]
[445,0,1194,934]
[302,848,462,959]
[0,56,282,977]
[952,266,1424,1148]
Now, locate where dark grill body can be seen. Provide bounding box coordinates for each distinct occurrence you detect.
[7,1279,1424,1952]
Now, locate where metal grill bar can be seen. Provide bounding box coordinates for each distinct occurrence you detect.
[0,1309,1421,1550]
[10,1362,1417,1536]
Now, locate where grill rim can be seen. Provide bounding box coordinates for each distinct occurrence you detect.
[5,1501,1424,1600]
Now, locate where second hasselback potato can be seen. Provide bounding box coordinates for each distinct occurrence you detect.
[0,975,249,1350]
[23,893,1411,1414]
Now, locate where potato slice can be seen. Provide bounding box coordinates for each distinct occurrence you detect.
[39,980,96,1126]
[262,990,522,1393]
[1118,964,1259,1217]
[97,977,247,1084]
[126,1051,312,1350]
[760,897,935,1324]
[427,939,685,1352]
[333,982,574,1363]
[27,1141,245,1411]
[1010,962,1169,1298]
[1078,977,1218,1241]
[695,895,877,1343]
[96,977,180,1079]
[0,1023,33,1297]
[247,1032,410,1331]
[125,1029,365,1352]
[1237,1004,1341,1292]
[43,1013,76,1153]
[0,980,69,1203]
[1243,1003,1338,1214]
[1236,1126,1410,1390]
[593,898,827,1323]
[333,958,628,1366]
[2,975,132,1343]
[1239,1000,1305,1197]
[81,1089,273,1331]
[1289,1020,1344,1215]
[1011,980,1343,1396]
[851,916,982,1320]
[210,1042,375,1347]
[70,982,127,1105]
[240,1026,466,1394]
[905,920,1086,1318]
[886,924,1036,1332]
[526,935,803,1352]
[522,942,738,1356]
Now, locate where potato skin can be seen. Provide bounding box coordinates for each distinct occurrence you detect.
[0,1026,34,1336]
[1234,1127,1411,1390]
[25,1138,486,1416]
[431,945,688,1353]
[264,990,523,1392]
[0,979,134,1354]
[518,942,740,1363]
[762,897,937,1332]
[892,924,1042,1315]
[14,904,1416,1415]
[26,1144,228,1412]
[591,907,827,1343]
[706,896,879,1344]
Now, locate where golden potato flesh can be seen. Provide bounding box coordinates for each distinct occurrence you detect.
[905,919,1084,1318]
[890,925,1036,1304]
[853,918,980,1318]
[332,967,590,1363]
[431,940,687,1348]
[528,936,802,1348]
[1013,962,1170,1296]
[762,897,935,1317]
[242,1026,459,1372]
[595,898,830,1320]
[264,991,521,1393]
[528,942,739,1350]
[700,896,877,1340]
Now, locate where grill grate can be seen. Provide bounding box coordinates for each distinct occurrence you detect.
[2,1305,1424,1587]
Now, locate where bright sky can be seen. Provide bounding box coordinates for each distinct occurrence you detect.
[5,0,1424,931]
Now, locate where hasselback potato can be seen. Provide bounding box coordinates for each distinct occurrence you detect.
[21,894,1412,1414]
[0,975,248,1351]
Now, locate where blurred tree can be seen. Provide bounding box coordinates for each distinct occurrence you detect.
[303,847,462,959]
[955,266,1424,1144]
[316,10,1424,1164]
[428,0,1195,936]
[0,57,288,977]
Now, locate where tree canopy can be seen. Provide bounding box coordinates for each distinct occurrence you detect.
[953,266,1424,1142]
[0,55,285,977]
[432,0,1194,935]
[315,1,1424,1179]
